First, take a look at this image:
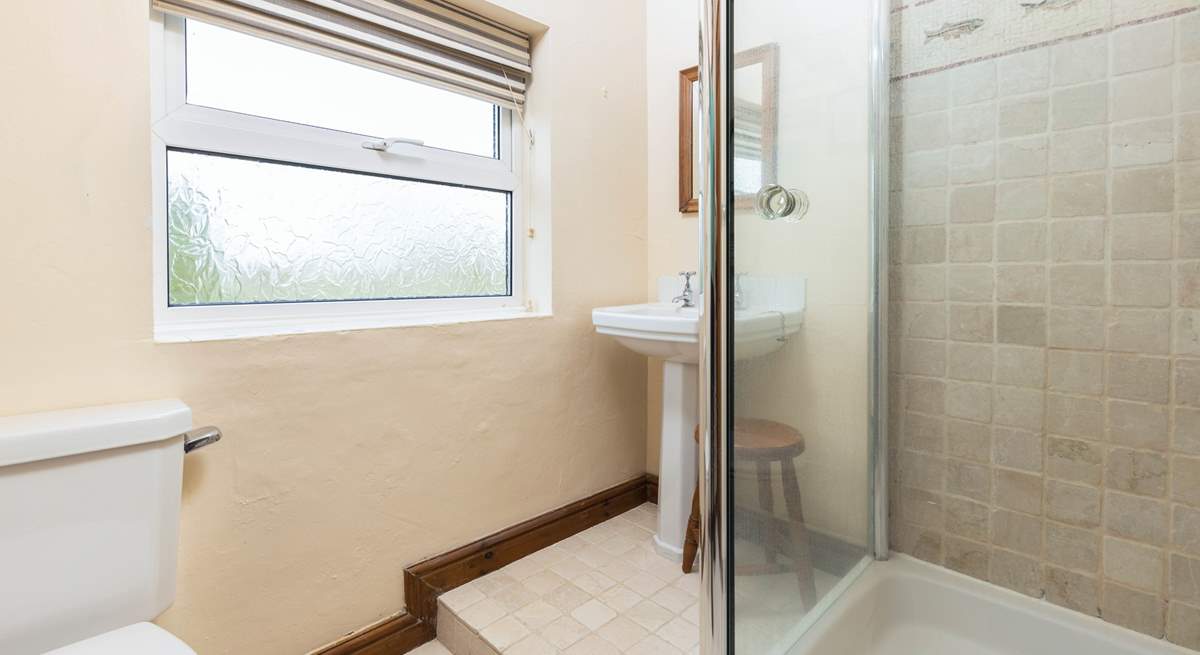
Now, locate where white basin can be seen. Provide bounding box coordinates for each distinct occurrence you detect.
[592,303,700,363]
[591,302,804,363]
[735,307,805,359]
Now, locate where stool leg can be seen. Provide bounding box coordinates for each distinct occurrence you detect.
[756,459,777,565]
[781,460,818,608]
[682,482,700,574]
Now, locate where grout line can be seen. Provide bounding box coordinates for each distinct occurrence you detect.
[891,6,1200,83]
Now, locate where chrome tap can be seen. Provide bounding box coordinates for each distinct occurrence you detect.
[733,273,747,310]
[673,271,697,308]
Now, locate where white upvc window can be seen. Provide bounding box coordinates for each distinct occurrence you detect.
[149,15,534,342]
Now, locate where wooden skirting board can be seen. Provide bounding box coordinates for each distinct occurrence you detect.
[313,613,433,655]
[313,473,657,654]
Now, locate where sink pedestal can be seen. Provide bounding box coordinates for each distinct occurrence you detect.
[654,360,698,561]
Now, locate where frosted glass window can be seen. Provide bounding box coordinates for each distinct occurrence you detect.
[184,21,499,158]
[167,149,510,306]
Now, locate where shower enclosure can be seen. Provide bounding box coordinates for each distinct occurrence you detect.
[698,0,889,652]
[699,0,1200,653]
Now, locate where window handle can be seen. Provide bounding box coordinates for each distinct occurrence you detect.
[361,136,426,151]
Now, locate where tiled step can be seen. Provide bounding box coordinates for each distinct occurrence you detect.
[411,640,454,655]
[435,503,701,654]
[438,606,501,654]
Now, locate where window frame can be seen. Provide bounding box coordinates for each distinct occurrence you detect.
[149,14,530,342]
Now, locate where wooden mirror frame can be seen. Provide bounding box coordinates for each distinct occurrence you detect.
[678,43,779,214]
[678,65,701,213]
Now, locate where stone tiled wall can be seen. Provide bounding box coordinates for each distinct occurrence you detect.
[887,4,1200,649]
[890,0,1199,79]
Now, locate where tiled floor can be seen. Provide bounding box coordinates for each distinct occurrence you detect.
[436,503,701,655]
[432,502,849,655]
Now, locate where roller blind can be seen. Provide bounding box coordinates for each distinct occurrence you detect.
[151,0,532,108]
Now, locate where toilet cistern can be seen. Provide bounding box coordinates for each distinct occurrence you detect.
[0,400,213,655]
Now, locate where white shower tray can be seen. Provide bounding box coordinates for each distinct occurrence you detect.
[789,554,1191,655]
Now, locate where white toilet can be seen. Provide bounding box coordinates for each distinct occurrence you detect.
[0,400,201,654]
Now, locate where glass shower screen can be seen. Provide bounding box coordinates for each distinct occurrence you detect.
[703,1,886,652]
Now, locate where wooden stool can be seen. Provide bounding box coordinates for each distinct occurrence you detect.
[682,427,702,574]
[681,419,817,609]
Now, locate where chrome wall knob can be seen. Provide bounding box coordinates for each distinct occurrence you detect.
[755,184,810,221]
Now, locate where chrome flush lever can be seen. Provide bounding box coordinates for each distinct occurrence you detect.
[182,426,222,454]
[361,136,425,151]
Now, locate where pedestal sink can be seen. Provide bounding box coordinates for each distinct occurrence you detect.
[592,276,805,560]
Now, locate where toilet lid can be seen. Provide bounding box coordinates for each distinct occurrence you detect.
[43,623,196,655]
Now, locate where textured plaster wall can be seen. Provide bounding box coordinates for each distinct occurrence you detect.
[0,1,649,653]
[644,0,703,477]
[643,0,875,546]
[727,0,874,546]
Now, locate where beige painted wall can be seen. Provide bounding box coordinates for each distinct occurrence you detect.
[728,0,873,545]
[645,0,703,476]
[642,0,874,544]
[0,1,648,653]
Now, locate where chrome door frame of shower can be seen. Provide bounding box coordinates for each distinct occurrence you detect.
[696,0,892,652]
[696,0,728,652]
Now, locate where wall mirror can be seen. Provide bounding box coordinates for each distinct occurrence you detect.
[678,43,779,213]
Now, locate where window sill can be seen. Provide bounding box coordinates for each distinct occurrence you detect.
[154,306,551,343]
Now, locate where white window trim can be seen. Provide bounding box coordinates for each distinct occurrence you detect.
[148,13,543,343]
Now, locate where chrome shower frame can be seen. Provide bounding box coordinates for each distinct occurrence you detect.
[697,0,729,652]
[868,0,892,563]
